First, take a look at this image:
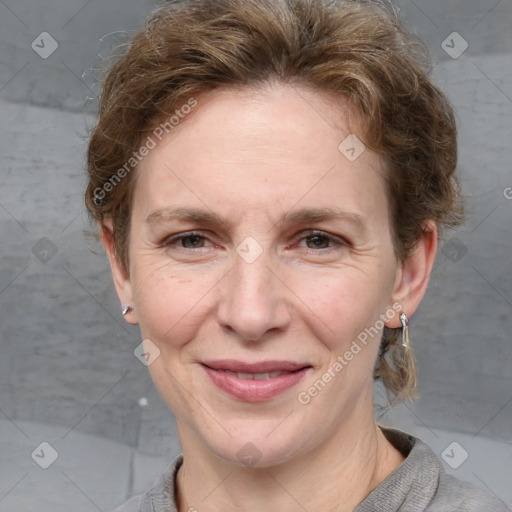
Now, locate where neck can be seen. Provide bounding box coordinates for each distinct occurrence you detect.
[175,397,404,512]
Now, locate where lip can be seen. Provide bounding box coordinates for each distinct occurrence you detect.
[202,359,309,373]
[201,360,311,402]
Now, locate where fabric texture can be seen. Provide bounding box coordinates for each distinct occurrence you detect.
[112,428,510,512]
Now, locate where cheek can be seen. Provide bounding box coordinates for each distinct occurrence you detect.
[292,268,390,342]
[130,259,219,348]
[292,272,389,407]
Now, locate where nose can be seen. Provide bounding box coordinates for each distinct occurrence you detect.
[217,250,291,342]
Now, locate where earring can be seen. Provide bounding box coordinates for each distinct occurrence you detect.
[400,312,410,348]
[122,305,133,317]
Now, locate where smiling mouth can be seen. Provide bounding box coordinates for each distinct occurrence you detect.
[217,369,296,380]
[201,360,312,401]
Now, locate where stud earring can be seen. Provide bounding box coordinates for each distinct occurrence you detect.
[122,305,133,317]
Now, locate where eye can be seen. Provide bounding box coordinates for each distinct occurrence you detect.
[162,231,211,249]
[296,230,348,251]
[304,233,332,249]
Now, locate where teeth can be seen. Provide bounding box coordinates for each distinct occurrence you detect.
[237,372,255,380]
[224,370,289,380]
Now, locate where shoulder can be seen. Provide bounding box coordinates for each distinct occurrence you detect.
[109,453,183,512]
[427,472,511,511]
[366,428,511,512]
[110,495,142,512]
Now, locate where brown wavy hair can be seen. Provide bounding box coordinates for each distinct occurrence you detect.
[85,0,464,403]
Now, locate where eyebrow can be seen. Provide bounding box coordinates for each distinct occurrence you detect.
[145,206,367,232]
[146,207,227,226]
[280,207,366,230]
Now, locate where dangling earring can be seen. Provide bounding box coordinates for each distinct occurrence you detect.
[400,312,410,347]
[122,305,133,317]
[399,311,418,393]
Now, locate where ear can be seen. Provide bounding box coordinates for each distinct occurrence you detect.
[386,221,438,328]
[99,218,138,324]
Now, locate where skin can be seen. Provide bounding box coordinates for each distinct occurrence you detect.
[101,83,437,511]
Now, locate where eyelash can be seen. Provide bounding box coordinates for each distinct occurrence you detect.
[163,231,212,250]
[295,230,348,252]
[162,230,348,253]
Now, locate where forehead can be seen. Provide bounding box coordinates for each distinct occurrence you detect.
[134,83,388,226]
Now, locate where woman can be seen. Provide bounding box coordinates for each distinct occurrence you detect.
[85,0,510,510]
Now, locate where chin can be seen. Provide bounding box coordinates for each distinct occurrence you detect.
[195,416,314,469]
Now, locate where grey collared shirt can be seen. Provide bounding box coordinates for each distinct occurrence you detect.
[112,429,510,512]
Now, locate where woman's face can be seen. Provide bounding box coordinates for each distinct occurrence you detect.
[121,84,406,466]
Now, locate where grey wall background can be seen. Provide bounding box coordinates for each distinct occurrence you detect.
[0,0,511,510]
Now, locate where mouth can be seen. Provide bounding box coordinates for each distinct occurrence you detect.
[217,369,296,380]
[201,359,312,402]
